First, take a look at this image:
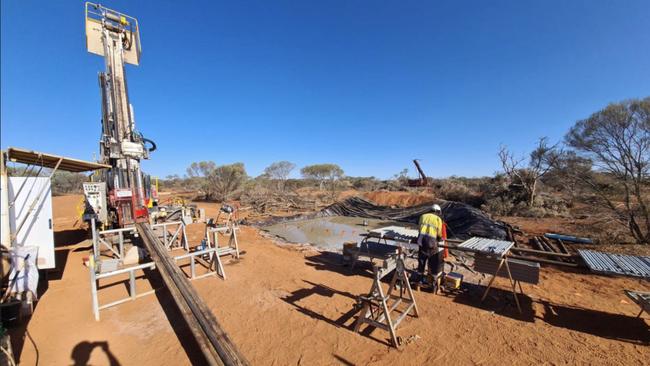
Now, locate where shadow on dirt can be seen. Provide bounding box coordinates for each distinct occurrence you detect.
[281,280,392,347]
[54,229,88,247]
[49,229,90,282]
[282,280,358,326]
[446,282,649,344]
[70,340,121,366]
[303,252,375,279]
[332,353,357,366]
[445,282,536,322]
[537,300,650,345]
[143,268,209,366]
[6,320,39,366]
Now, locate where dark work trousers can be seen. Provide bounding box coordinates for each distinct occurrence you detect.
[415,234,440,281]
[417,247,441,278]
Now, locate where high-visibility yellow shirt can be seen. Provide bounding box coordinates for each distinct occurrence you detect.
[419,213,442,238]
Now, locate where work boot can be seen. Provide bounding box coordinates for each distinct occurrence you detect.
[409,273,423,285]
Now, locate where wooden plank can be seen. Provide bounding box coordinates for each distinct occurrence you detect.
[354,254,417,348]
[393,302,415,327]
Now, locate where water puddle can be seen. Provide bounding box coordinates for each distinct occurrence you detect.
[262,216,412,251]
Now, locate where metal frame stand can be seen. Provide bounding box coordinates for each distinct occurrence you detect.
[89,220,223,321]
[205,224,241,259]
[92,220,189,260]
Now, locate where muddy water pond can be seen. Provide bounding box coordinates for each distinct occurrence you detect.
[262,216,413,251]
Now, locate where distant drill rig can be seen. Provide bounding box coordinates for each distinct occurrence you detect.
[408,159,432,187]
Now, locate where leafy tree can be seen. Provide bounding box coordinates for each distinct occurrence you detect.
[186,161,216,178]
[560,97,650,244]
[185,161,247,201]
[300,163,344,190]
[211,163,248,201]
[186,161,217,199]
[262,161,295,191]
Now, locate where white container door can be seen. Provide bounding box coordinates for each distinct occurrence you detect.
[8,177,55,269]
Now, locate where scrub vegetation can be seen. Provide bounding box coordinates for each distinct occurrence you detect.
[37,97,648,244]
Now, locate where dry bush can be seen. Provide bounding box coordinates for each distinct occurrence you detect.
[565,203,635,244]
[479,175,515,215]
[211,163,247,201]
[536,192,570,216]
[475,173,569,218]
[482,197,515,216]
[283,178,312,191]
[499,137,558,207]
[240,180,317,214]
[158,174,187,191]
[345,176,382,191]
[51,171,88,196]
[437,179,483,206]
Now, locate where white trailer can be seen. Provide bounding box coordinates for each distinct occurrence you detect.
[7,177,54,269]
[0,148,110,298]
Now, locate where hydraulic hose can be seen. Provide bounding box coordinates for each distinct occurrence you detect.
[142,137,157,152]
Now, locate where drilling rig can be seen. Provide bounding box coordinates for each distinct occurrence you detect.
[407,159,431,187]
[81,4,248,365]
[84,3,156,228]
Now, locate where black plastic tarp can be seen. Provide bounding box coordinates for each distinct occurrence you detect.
[321,197,507,240]
[254,196,507,240]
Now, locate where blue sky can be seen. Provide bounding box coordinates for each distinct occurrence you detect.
[2,1,649,179]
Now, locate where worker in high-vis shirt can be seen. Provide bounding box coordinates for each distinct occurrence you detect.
[414,204,444,284]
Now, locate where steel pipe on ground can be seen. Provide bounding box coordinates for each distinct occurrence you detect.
[136,223,248,366]
[510,247,574,258]
[508,254,580,267]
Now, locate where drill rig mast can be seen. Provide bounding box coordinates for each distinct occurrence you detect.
[85,3,155,227]
[81,6,249,364]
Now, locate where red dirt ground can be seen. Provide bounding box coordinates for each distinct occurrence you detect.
[9,194,650,365]
[361,191,433,207]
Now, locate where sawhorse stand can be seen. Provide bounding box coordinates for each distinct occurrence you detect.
[353,250,419,347]
[479,252,522,313]
[624,290,650,319]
